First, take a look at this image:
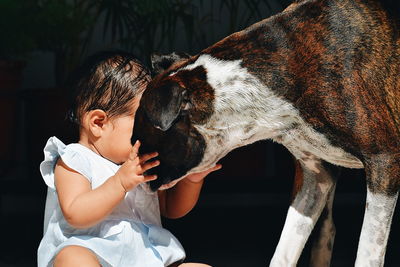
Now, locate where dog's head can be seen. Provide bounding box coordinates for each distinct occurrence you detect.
[135,52,218,190]
[134,51,271,191]
[134,52,211,191]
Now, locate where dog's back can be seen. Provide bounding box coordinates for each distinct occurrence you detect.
[202,0,400,157]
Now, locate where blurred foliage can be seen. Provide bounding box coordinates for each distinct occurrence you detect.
[0,0,36,60]
[0,0,286,85]
[0,0,96,83]
[96,0,283,63]
[35,0,97,85]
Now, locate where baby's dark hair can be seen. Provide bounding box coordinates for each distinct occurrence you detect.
[67,50,151,125]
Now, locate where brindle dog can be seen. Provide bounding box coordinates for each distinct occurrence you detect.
[134,0,400,266]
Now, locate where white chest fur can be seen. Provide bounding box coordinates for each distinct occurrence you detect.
[182,55,363,172]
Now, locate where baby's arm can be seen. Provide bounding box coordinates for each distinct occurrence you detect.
[158,164,222,219]
[55,141,159,229]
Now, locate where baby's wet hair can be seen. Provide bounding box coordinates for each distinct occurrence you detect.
[67,50,151,125]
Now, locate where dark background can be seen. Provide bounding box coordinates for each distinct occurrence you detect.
[1,0,399,266]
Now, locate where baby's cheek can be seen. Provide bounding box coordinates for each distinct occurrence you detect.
[122,148,131,161]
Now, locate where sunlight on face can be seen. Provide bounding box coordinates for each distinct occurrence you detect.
[103,97,142,164]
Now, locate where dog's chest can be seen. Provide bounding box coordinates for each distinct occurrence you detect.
[277,122,364,169]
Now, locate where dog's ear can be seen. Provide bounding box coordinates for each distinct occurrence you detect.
[142,81,187,131]
[151,52,191,75]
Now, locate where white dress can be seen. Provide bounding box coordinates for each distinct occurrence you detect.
[37,137,185,267]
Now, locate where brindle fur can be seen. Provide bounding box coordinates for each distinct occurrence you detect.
[202,0,400,172]
[137,0,400,266]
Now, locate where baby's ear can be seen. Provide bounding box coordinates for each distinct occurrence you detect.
[150,52,191,76]
[87,109,108,137]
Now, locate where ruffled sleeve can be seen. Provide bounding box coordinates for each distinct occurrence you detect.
[61,145,92,183]
[39,137,92,190]
[40,137,67,190]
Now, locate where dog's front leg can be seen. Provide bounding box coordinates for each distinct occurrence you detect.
[289,160,338,267]
[355,154,400,267]
[309,162,341,267]
[270,159,336,267]
[309,180,337,267]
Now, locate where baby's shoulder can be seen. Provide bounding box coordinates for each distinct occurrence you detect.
[41,137,93,188]
[58,144,96,180]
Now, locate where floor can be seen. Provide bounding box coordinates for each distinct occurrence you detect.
[2,159,400,267]
[2,188,400,266]
[166,193,400,267]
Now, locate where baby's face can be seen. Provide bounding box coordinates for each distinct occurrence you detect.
[101,97,141,164]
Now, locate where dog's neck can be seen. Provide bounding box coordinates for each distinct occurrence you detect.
[181,54,300,172]
[183,54,298,135]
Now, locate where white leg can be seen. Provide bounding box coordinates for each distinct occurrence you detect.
[270,160,335,267]
[355,189,398,267]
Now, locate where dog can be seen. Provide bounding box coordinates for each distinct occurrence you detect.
[134,0,400,266]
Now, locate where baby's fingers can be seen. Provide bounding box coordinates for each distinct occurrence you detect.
[144,174,158,182]
[141,160,160,173]
[139,152,158,164]
[129,140,141,161]
[209,164,222,173]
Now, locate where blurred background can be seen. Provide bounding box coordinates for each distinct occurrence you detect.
[0,0,399,266]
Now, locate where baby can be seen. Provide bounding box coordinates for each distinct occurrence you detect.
[37,50,221,267]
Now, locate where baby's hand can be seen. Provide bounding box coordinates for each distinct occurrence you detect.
[185,164,222,183]
[115,140,159,192]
